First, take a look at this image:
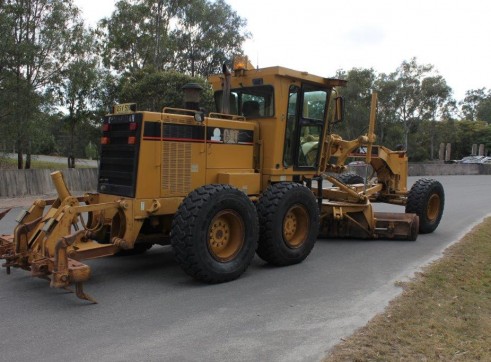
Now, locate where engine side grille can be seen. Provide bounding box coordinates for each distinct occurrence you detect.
[162,141,191,196]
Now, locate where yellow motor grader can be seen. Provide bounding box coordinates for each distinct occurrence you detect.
[0,57,444,302]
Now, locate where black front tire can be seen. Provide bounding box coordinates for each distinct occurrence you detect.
[256,182,319,266]
[171,184,259,283]
[406,178,444,234]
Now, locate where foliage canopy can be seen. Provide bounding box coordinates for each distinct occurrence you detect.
[0,1,489,167]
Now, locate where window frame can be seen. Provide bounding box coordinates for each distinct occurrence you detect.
[282,83,330,170]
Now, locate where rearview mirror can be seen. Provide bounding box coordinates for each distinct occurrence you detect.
[333,96,345,123]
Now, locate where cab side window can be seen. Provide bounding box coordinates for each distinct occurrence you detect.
[283,85,299,167]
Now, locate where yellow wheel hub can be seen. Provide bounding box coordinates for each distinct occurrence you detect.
[208,210,244,262]
[426,193,441,221]
[283,205,309,248]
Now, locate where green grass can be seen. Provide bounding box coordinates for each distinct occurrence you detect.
[325,217,491,361]
[0,157,93,169]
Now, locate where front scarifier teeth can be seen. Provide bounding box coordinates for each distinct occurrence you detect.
[75,283,97,304]
[51,230,97,304]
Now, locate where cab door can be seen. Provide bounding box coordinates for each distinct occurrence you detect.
[282,84,329,169]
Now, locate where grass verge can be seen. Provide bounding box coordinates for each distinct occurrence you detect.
[0,157,92,169]
[325,217,491,361]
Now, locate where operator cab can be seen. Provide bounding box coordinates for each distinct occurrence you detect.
[208,57,346,180]
[214,81,331,170]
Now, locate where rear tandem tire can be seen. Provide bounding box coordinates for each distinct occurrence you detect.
[170,184,259,283]
[405,178,445,234]
[335,172,364,185]
[256,182,320,266]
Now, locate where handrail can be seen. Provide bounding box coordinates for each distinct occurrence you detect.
[208,112,246,121]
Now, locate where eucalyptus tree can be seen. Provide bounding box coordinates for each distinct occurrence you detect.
[420,75,454,159]
[375,73,401,146]
[460,88,491,123]
[57,26,101,168]
[477,96,491,123]
[98,0,181,73]
[119,69,214,112]
[0,5,14,122]
[170,0,249,76]
[390,58,431,152]
[334,68,377,140]
[379,58,454,156]
[334,59,455,160]
[98,0,248,77]
[452,120,490,158]
[0,0,85,168]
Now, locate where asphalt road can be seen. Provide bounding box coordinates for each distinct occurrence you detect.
[0,175,490,362]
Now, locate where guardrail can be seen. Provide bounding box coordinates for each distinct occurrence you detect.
[0,169,98,198]
[409,163,491,176]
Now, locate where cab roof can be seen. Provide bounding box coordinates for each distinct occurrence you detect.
[208,65,347,89]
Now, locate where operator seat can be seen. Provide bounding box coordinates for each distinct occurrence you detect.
[242,101,260,118]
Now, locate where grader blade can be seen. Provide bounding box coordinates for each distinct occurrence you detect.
[374,212,419,241]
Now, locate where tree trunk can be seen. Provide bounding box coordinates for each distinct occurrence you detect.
[25,152,31,169]
[16,140,23,169]
[404,128,409,152]
[429,120,435,160]
[68,122,76,168]
[68,155,75,168]
[25,140,32,169]
[191,47,195,77]
[430,136,434,160]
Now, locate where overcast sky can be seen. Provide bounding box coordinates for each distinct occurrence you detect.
[76,0,491,101]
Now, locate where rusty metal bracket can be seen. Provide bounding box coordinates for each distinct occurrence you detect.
[2,254,15,275]
[14,216,42,254]
[51,230,84,287]
[51,230,96,303]
[30,257,51,279]
[0,234,14,258]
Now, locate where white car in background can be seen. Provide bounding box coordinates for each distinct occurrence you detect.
[458,155,486,163]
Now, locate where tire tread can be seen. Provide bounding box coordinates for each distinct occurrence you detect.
[171,184,258,283]
[257,182,319,266]
[406,178,444,234]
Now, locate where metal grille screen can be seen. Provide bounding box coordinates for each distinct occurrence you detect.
[162,142,191,195]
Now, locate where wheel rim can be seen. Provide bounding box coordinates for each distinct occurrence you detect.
[426,193,441,222]
[208,209,245,262]
[283,204,310,248]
